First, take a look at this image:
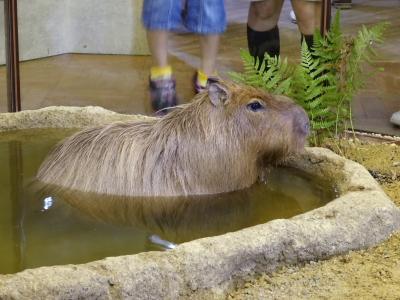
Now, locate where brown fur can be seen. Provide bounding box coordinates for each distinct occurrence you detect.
[37,81,309,196]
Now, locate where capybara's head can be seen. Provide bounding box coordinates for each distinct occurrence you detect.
[180,81,309,164]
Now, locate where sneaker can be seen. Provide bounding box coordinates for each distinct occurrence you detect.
[290,10,297,24]
[193,73,220,94]
[149,77,178,115]
[390,111,400,127]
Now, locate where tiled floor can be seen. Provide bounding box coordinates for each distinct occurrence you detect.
[0,0,399,135]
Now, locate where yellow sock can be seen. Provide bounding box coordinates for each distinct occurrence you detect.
[150,65,172,79]
[196,70,209,87]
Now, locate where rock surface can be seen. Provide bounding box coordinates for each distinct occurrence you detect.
[229,140,400,300]
[0,106,148,132]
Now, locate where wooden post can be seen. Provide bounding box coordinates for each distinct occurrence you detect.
[321,0,332,36]
[4,0,21,112]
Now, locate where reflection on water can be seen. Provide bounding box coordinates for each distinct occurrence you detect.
[0,129,336,274]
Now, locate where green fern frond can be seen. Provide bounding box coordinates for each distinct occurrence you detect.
[229,11,387,146]
[312,120,337,130]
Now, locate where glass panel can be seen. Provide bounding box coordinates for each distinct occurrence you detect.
[2,0,398,135]
[338,1,399,136]
[224,0,323,64]
[17,1,155,114]
[223,0,399,137]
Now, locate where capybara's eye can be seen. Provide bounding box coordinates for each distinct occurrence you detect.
[247,101,264,112]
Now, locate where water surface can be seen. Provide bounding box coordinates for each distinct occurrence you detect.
[0,129,336,274]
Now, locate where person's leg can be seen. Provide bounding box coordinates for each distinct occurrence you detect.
[186,0,226,92]
[147,30,169,70]
[247,0,284,63]
[147,30,172,82]
[189,34,221,93]
[199,35,220,77]
[142,0,182,112]
[332,0,352,9]
[248,0,284,31]
[291,0,321,49]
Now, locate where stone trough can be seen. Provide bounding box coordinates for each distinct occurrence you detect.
[1,107,399,299]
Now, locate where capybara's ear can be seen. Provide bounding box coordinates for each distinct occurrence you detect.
[274,95,294,104]
[208,83,230,107]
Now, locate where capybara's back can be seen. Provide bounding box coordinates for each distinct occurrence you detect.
[37,81,309,196]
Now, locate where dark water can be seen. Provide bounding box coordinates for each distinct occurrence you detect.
[0,129,336,275]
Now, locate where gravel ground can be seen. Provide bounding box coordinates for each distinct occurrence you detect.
[229,140,400,300]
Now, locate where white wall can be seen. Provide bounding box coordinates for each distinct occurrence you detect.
[0,0,149,64]
[18,0,70,60]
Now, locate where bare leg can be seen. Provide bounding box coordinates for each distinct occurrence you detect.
[146,30,169,67]
[248,0,284,32]
[247,0,284,62]
[199,34,220,76]
[291,0,321,35]
[146,30,177,113]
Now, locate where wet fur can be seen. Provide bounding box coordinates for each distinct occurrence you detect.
[37,81,308,196]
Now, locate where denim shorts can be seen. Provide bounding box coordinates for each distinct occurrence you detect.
[142,0,226,34]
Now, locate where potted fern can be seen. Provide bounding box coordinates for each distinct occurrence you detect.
[230,12,387,146]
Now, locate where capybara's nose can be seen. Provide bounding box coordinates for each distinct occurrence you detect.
[293,106,310,136]
[301,119,310,135]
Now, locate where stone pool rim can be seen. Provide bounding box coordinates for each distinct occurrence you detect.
[1,106,400,299]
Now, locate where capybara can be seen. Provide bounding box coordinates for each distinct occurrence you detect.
[37,81,309,197]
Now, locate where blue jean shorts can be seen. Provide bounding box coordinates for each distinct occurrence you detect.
[142,0,226,34]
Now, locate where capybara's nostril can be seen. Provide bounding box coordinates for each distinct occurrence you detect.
[295,120,310,136]
[302,119,310,135]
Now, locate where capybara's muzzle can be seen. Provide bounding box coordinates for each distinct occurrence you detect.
[292,106,310,137]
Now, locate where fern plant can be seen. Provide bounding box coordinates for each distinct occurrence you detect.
[229,50,293,94]
[291,41,337,145]
[230,11,388,146]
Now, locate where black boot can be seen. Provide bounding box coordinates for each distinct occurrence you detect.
[247,25,280,69]
[301,34,314,52]
[332,0,352,9]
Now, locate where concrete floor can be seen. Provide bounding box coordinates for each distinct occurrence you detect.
[0,0,399,135]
